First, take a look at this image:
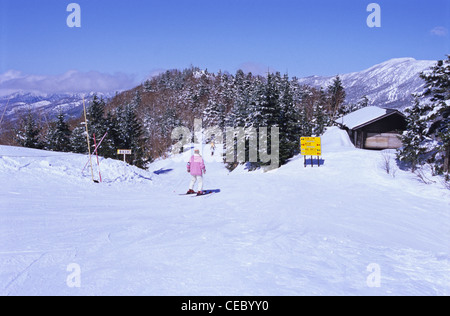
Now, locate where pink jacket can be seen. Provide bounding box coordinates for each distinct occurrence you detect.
[187,154,206,176]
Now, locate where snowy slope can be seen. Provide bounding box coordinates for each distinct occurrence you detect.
[298,58,436,110]
[1,128,449,296]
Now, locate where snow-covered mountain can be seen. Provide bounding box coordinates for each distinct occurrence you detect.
[298,58,436,110]
[0,92,112,122]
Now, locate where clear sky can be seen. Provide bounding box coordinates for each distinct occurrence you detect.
[0,0,448,94]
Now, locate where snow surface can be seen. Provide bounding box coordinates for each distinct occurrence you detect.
[1,127,449,296]
[337,106,390,130]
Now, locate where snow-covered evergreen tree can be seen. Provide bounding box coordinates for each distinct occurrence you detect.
[44,112,72,152]
[420,56,450,176]
[203,98,225,129]
[278,74,301,164]
[86,95,108,143]
[102,111,120,158]
[15,111,42,149]
[397,98,429,172]
[70,125,88,154]
[203,73,227,129]
[298,87,313,137]
[227,70,252,128]
[358,95,370,109]
[144,79,156,93]
[115,104,146,168]
[247,76,267,128]
[327,75,346,120]
[312,88,329,136]
[248,73,281,129]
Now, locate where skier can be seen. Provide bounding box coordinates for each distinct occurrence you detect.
[210,141,215,156]
[186,149,206,196]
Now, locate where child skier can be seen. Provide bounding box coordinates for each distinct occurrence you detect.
[187,149,206,196]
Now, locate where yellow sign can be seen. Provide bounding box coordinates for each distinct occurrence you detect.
[117,149,132,155]
[301,137,322,156]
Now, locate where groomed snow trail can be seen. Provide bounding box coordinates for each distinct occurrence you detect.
[1,127,449,295]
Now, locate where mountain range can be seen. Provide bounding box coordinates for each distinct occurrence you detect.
[298,57,435,109]
[0,58,436,123]
[0,92,112,123]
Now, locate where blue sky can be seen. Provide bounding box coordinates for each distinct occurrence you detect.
[0,0,448,94]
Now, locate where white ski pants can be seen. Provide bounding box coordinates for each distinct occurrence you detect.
[189,175,203,192]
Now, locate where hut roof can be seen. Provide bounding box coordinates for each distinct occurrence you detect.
[336,106,405,130]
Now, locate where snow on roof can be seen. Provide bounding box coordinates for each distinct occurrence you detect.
[336,106,390,130]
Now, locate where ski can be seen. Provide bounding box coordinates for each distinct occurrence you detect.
[191,189,220,197]
[179,189,220,196]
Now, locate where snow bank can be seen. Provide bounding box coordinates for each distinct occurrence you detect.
[0,145,153,185]
[321,126,355,151]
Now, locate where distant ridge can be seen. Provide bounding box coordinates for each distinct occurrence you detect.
[0,58,438,123]
[297,58,436,110]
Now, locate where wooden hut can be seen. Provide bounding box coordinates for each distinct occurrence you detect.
[336,106,407,150]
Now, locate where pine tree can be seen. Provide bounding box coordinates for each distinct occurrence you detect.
[160,107,180,137]
[358,95,370,109]
[328,75,346,120]
[203,98,225,129]
[341,95,370,116]
[278,74,301,164]
[265,72,282,127]
[203,73,227,129]
[227,70,252,128]
[313,88,329,136]
[420,55,450,176]
[87,95,107,139]
[301,110,313,137]
[86,95,108,156]
[251,72,283,168]
[247,76,267,128]
[133,90,142,108]
[44,112,72,152]
[116,104,146,168]
[397,98,428,172]
[298,87,313,137]
[15,111,42,149]
[144,79,157,92]
[102,111,120,158]
[70,125,88,154]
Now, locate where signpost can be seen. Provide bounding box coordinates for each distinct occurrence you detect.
[117,149,132,163]
[300,137,322,167]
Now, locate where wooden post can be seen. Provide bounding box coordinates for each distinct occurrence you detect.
[93,133,102,183]
[83,97,95,183]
